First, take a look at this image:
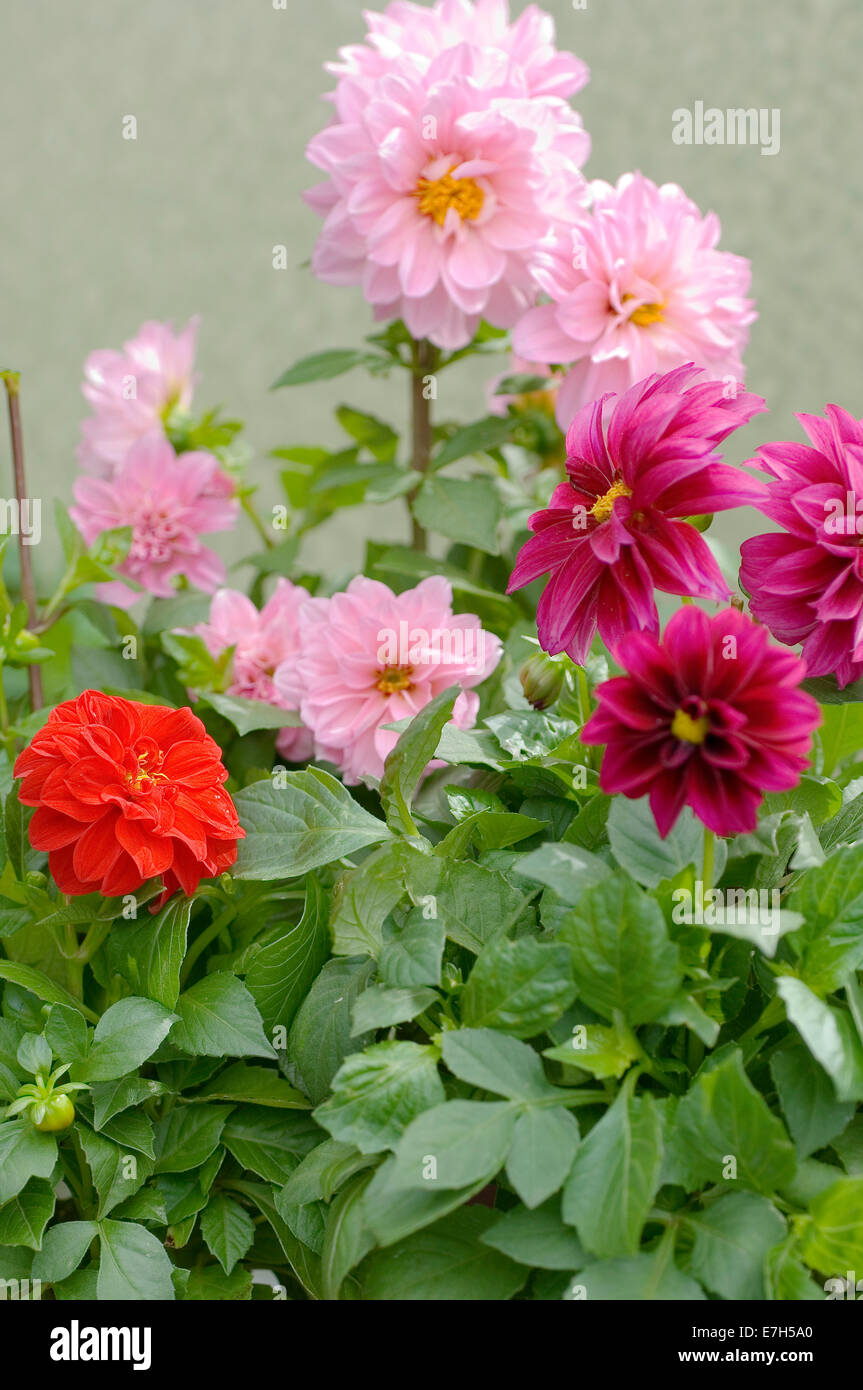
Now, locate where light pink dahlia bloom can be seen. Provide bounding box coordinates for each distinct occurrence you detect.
[77,318,199,476]
[273,575,501,784]
[581,606,820,838]
[70,435,237,609]
[507,365,767,664]
[306,41,590,349]
[327,0,589,103]
[513,172,756,429]
[193,582,315,761]
[740,405,863,687]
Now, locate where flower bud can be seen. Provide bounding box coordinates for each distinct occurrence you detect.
[519,650,565,710]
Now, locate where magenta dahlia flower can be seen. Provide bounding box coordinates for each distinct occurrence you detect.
[77,318,199,476]
[581,606,820,838]
[513,173,755,428]
[193,582,315,762]
[273,575,501,784]
[327,0,589,102]
[740,405,863,687]
[306,39,589,349]
[70,435,237,608]
[507,365,767,664]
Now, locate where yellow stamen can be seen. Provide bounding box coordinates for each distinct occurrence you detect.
[621,293,665,327]
[376,665,414,696]
[590,479,632,522]
[671,708,710,744]
[416,169,484,227]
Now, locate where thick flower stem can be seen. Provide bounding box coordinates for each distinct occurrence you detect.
[1,372,43,712]
[409,338,435,553]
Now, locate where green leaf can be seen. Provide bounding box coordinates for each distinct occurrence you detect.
[234,768,392,880]
[771,1043,855,1158]
[78,1124,154,1218]
[44,1004,89,1065]
[77,997,176,1082]
[817,702,863,773]
[170,974,275,1060]
[385,1100,516,1191]
[153,1105,232,1174]
[362,1155,490,1247]
[351,985,438,1035]
[91,1077,165,1130]
[222,1107,320,1185]
[227,1178,321,1299]
[200,1193,255,1276]
[573,1249,706,1301]
[441,1028,560,1102]
[329,843,409,957]
[245,877,330,1034]
[315,1040,445,1154]
[278,1139,370,1207]
[562,1084,663,1257]
[764,1237,826,1300]
[670,1049,797,1192]
[97,1219,175,1300]
[16,1031,51,1077]
[32,1220,97,1286]
[0,1121,57,1204]
[506,1106,580,1208]
[201,692,300,735]
[0,1178,55,1249]
[607,796,704,888]
[271,348,385,388]
[785,846,863,994]
[288,958,377,1105]
[544,1018,639,1081]
[183,1265,253,1300]
[379,907,444,989]
[557,877,682,1027]
[380,687,459,837]
[412,475,501,552]
[107,896,191,1010]
[481,1197,585,1271]
[460,936,575,1038]
[320,1171,376,1300]
[360,1207,525,1301]
[0,960,97,1022]
[431,416,513,470]
[402,854,532,955]
[195,1061,310,1109]
[798,1176,863,1273]
[517,842,612,904]
[685,1193,785,1300]
[776,976,863,1103]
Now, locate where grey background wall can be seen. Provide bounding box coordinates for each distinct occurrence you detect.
[3,0,862,591]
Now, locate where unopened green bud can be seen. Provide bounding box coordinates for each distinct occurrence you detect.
[519,650,565,710]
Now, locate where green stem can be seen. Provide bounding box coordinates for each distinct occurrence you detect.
[241,493,275,550]
[701,827,715,889]
[1,371,42,711]
[0,662,15,760]
[408,338,436,553]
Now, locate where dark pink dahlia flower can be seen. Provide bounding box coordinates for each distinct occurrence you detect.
[740,404,863,687]
[581,606,820,838]
[507,365,766,664]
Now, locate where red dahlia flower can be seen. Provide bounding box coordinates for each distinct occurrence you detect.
[581,606,820,837]
[507,365,766,664]
[14,690,243,900]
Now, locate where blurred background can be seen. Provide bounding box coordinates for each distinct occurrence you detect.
[2,0,862,591]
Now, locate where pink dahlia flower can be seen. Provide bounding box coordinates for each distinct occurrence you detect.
[306,42,590,349]
[273,575,501,784]
[740,405,863,687]
[327,0,589,103]
[70,435,237,609]
[507,365,767,664]
[77,318,199,476]
[193,582,315,761]
[581,606,820,838]
[513,173,756,429]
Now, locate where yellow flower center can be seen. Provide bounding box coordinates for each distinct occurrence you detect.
[376,665,414,696]
[590,479,632,522]
[416,169,485,227]
[671,708,710,744]
[622,294,665,327]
